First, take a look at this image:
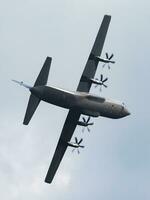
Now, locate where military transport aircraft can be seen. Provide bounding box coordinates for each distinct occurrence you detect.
[13,15,130,184]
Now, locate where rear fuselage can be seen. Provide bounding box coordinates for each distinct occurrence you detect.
[30,86,130,119]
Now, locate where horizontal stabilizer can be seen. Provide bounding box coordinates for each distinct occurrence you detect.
[23,94,40,125]
[34,57,52,87]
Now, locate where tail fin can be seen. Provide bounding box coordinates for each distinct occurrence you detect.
[23,57,52,125]
[34,57,52,86]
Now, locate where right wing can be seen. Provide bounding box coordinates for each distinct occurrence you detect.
[77,15,111,93]
[45,109,81,184]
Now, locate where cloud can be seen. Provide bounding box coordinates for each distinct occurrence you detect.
[0,0,150,199]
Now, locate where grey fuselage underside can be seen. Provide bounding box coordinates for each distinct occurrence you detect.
[30,86,129,119]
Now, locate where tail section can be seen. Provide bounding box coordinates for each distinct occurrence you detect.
[34,57,52,86]
[23,94,40,125]
[23,57,52,125]
[12,57,52,125]
[12,80,31,89]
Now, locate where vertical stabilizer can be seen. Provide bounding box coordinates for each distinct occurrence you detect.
[34,57,52,86]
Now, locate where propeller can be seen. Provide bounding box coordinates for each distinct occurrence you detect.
[12,79,32,89]
[103,53,115,69]
[106,53,114,60]
[82,116,94,133]
[94,74,108,92]
[72,137,84,154]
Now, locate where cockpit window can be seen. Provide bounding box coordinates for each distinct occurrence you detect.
[106,99,127,109]
[107,98,122,105]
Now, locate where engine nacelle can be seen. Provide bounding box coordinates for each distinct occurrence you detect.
[89,53,115,64]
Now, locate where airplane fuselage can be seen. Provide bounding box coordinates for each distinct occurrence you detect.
[30,85,130,119]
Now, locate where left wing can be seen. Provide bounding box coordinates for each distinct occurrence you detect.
[77,15,111,92]
[45,109,81,184]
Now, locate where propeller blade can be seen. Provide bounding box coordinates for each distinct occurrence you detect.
[88,122,94,126]
[75,137,78,143]
[103,84,108,88]
[78,138,83,145]
[80,145,85,148]
[87,126,91,132]
[99,86,102,92]
[82,127,85,133]
[87,116,90,123]
[109,54,114,60]
[102,63,106,68]
[100,74,103,81]
[106,53,109,59]
[82,117,86,123]
[102,77,108,83]
[72,148,75,153]
[77,149,80,154]
[110,61,115,64]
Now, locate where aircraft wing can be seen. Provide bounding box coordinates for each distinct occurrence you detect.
[45,109,81,184]
[77,15,111,92]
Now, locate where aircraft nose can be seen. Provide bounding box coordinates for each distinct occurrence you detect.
[124,108,130,116]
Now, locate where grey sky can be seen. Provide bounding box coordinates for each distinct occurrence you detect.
[0,0,150,199]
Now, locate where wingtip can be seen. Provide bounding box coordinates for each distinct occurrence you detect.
[23,117,29,125]
[45,173,54,184]
[23,121,28,125]
[46,56,52,61]
[45,178,52,184]
[104,14,111,18]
